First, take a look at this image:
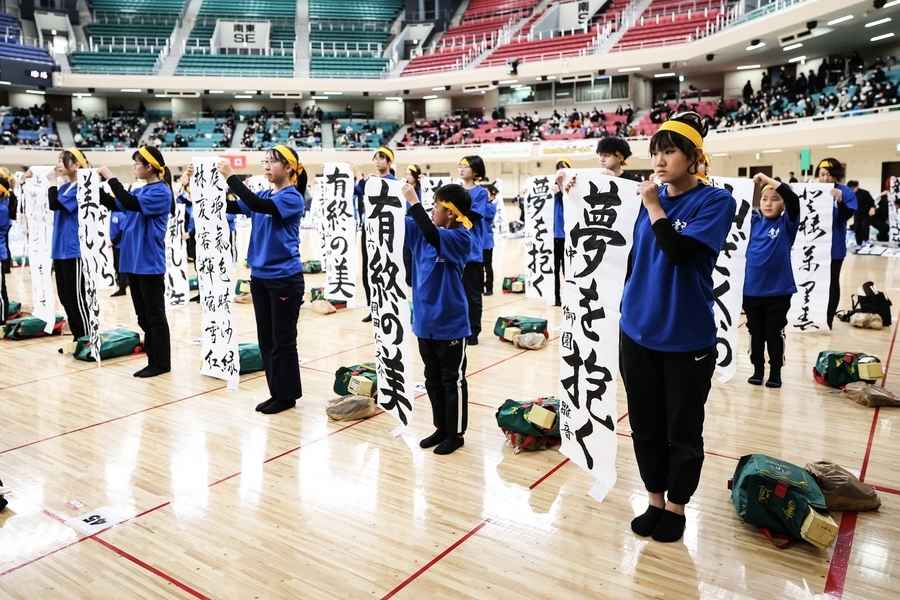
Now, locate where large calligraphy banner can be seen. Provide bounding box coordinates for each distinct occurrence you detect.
[76,169,116,361]
[421,176,448,213]
[23,166,56,331]
[524,176,555,304]
[322,163,357,305]
[559,171,642,502]
[708,177,753,383]
[165,201,190,306]
[191,158,239,385]
[363,177,414,428]
[889,177,900,245]
[788,183,834,333]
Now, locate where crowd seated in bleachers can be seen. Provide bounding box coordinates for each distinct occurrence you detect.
[71,110,148,148]
[147,115,236,149]
[333,119,398,149]
[241,107,322,149]
[0,105,61,147]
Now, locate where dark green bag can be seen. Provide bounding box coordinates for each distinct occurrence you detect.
[310,287,325,302]
[333,363,377,397]
[2,315,66,340]
[239,343,264,374]
[74,328,142,361]
[813,351,879,388]
[495,397,561,437]
[189,275,199,291]
[303,260,322,273]
[5,301,22,319]
[493,315,549,338]
[729,454,828,544]
[234,279,251,295]
[502,275,525,292]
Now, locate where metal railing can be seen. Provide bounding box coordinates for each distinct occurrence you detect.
[311,41,384,57]
[309,20,391,33]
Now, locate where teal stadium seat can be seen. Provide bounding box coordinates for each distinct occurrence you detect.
[308,0,403,78]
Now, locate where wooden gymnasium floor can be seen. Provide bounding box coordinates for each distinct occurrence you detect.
[0,233,898,600]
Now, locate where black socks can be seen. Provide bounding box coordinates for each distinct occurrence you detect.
[748,365,764,386]
[419,430,445,449]
[630,505,664,537]
[434,435,464,455]
[632,506,687,542]
[766,367,782,388]
[135,366,170,378]
[258,400,296,415]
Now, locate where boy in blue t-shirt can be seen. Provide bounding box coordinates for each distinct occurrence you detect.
[743,172,801,388]
[401,182,474,456]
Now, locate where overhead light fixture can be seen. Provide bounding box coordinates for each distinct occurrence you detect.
[154,94,170,98]
[327,91,344,95]
[865,18,891,28]
[762,149,783,154]
[618,67,641,72]
[422,94,438,100]
[746,41,765,51]
[826,15,853,26]
[209,90,225,94]
[0,80,11,85]
[243,90,257,94]
[385,96,403,101]
[654,72,676,78]
[25,89,46,95]
[788,55,807,63]
[737,64,761,70]
[546,75,557,80]
[234,95,253,99]
[885,0,900,8]
[783,42,803,51]
[711,153,729,157]
[499,79,518,84]
[120,88,141,93]
[310,95,330,100]
[872,32,895,41]
[827,144,854,149]
[73,92,91,98]
[431,86,445,91]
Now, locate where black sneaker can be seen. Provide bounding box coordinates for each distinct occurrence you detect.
[111,288,127,297]
[419,430,445,449]
[467,335,478,346]
[765,368,782,388]
[434,435,464,455]
[361,314,373,323]
[747,366,764,386]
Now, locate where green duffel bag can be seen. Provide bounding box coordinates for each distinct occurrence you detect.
[813,351,879,388]
[239,342,264,374]
[5,300,22,319]
[502,275,525,292]
[333,362,377,397]
[234,279,251,295]
[495,397,561,437]
[303,260,322,273]
[2,315,66,340]
[189,275,199,291]
[729,454,828,545]
[13,255,29,267]
[493,315,549,339]
[310,287,325,302]
[74,328,143,361]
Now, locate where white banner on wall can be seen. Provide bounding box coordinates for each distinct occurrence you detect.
[524,176,555,304]
[363,177,415,428]
[23,166,56,332]
[558,171,642,502]
[322,163,357,305]
[787,183,834,333]
[191,158,239,386]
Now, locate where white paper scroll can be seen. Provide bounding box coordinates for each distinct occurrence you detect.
[889,177,900,244]
[75,169,115,361]
[490,178,509,236]
[788,183,834,333]
[311,178,327,266]
[363,177,415,427]
[421,176,448,213]
[191,158,239,385]
[23,166,56,332]
[322,162,357,305]
[559,171,642,502]
[164,201,190,306]
[523,176,556,304]
[708,177,754,383]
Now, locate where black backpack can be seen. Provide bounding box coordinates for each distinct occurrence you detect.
[853,282,892,327]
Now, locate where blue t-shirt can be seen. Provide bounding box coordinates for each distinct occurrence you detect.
[482,199,497,250]
[620,183,736,352]
[554,191,565,239]
[0,197,10,261]
[109,210,127,245]
[744,209,800,297]
[466,185,488,263]
[227,213,236,232]
[237,186,304,279]
[178,193,195,234]
[406,215,473,340]
[51,182,81,260]
[116,181,172,275]
[831,183,858,260]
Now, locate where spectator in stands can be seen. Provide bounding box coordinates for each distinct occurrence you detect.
[742,81,753,103]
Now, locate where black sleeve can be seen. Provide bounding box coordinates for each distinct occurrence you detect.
[107,178,142,212]
[776,182,800,221]
[99,188,117,211]
[226,200,243,214]
[48,186,63,211]
[226,175,279,216]
[408,203,440,251]
[8,192,17,220]
[651,218,711,264]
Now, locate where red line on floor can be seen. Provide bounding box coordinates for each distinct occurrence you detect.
[881,317,898,387]
[529,458,570,490]
[617,412,629,423]
[874,484,900,496]
[0,354,145,391]
[380,520,490,600]
[92,537,212,600]
[467,336,560,379]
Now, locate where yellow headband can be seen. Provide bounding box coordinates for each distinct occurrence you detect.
[459,158,470,168]
[67,148,89,168]
[438,200,473,230]
[0,182,8,197]
[558,159,572,169]
[817,160,833,171]
[272,145,303,183]
[407,165,421,176]
[761,184,777,196]
[658,120,704,149]
[138,146,165,176]
[375,146,395,163]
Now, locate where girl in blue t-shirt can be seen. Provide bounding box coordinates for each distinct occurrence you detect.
[553,159,571,306]
[0,174,15,326]
[402,182,474,455]
[482,182,498,295]
[743,172,801,388]
[458,155,487,345]
[619,112,736,543]
[220,145,306,415]
[814,158,858,329]
[98,145,174,378]
[47,148,91,343]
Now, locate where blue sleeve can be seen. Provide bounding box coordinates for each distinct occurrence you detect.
[404,215,421,249]
[227,213,236,230]
[469,186,488,218]
[271,188,304,220]
[136,184,172,216]
[437,228,472,267]
[484,201,497,222]
[681,189,737,253]
[59,184,78,213]
[842,185,858,211]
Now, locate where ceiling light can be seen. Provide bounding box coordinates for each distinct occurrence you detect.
[546,75,557,80]
[310,95,330,100]
[788,55,806,63]
[711,153,729,157]
[327,91,344,95]
[154,94,170,98]
[826,15,853,26]
[865,18,891,28]
[618,67,641,72]
[209,90,225,94]
[243,90,257,94]
[25,89,46,95]
[73,93,91,98]
[120,88,141,93]
[385,96,403,101]
[782,42,803,51]
[871,32,895,42]
[885,0,900,8]
[737,64,761,71]
[499,79,518,84]
[746,41,766,50]
[827,144,854,149]
[0,80,11,85]
[654,72,676,78]
[422,94,438,100]
[234,95,253,99]
[762,149,783,154]
[431,86,445,91]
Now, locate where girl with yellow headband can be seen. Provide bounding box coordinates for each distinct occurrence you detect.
[0,173,14,326]
[219,145,307,415]
[743,172,801,389]
[457,155,488,345]
[619,111,736,543]
[47,148,92,345]
[354,146,396,323]
[813,157,858,329]
[400,181,475,455]
[97,145,174,378]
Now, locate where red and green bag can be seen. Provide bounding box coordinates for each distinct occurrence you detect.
[74,328,143,361]
[493,315,549,339]
[333,363,377,397]
[2,315,66,340]
[813,351,880,388]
